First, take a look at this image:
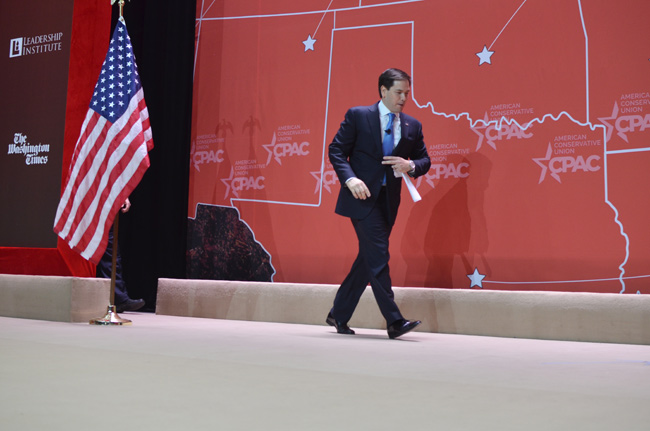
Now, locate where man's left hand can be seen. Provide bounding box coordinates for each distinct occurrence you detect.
[382,156,412,174]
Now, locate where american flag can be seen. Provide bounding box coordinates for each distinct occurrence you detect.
[53,17,153,264]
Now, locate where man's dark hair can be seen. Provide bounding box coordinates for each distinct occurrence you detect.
[378,68,411,97]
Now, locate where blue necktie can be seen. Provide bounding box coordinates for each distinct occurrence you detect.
[382,113,395,185]
[383,113,395,156]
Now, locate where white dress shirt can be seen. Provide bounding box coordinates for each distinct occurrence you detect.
[378,100,400,151]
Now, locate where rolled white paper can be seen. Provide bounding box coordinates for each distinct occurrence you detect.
[396,171,422,202]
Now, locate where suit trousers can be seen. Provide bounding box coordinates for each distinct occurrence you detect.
[331,188,404,326]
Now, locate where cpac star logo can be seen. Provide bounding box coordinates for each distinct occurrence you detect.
[221,167,265,199]
[221,167,239,198]
[533,144,558,183]
[471,113,533,151]
[263,132,310,166]
[415,174,433,190]
[311,169,339,194]
[598,102,650,143]
[533,143,601,184]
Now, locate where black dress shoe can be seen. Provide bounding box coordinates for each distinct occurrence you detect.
[387,319,421,339]
[116,298,145,313]
[326,313,355,335]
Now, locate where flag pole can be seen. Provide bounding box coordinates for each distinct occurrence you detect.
[109,213,119,306]
[55,0,152,320]
[90,0,133,326]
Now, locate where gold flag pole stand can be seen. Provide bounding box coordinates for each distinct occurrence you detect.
[90,212,132,325]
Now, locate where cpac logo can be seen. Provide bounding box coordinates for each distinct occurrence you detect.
[429,163,470,180]
[263,132,310,166]
[193,149,224,169]
[598,102,650,143]
[311,170,339,194]
[421,163,469,188]
[471,114,533,150]
[533,144,600,184]
[221,167,265,199]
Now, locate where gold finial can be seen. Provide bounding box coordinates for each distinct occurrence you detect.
[111,0,128,18]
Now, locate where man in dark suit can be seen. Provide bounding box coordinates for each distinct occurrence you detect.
[327,68,431,339]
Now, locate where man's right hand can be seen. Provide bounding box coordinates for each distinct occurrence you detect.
[346,177,371,200]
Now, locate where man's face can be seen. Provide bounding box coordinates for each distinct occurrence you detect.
[380,79,410,113]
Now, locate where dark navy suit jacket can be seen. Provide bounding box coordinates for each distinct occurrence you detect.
[329,102,431,226]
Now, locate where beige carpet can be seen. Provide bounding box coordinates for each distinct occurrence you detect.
[1,313,649,431]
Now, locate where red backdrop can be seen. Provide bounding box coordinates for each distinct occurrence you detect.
[189,0,650,294]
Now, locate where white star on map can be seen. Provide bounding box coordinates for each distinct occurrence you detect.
[467,268,486,288]
[476,45,494,65]
[302,34,316,52]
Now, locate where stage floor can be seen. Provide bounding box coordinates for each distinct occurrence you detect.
[1,313,649,430]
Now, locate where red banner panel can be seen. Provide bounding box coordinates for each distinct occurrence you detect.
[189,0,650,293]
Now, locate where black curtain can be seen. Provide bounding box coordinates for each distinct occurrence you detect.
[110,1,196,310]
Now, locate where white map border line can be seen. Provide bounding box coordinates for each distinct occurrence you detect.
[607,147,650,155]
[195,0,423,21]
[313,0,335,39]
[227,19,420,212]
[224,20,417,210]
[194,0,424,78]
[193,0,209,79]
[577,0,590,121]
[484,273,650,286]
[489,0,529,51]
